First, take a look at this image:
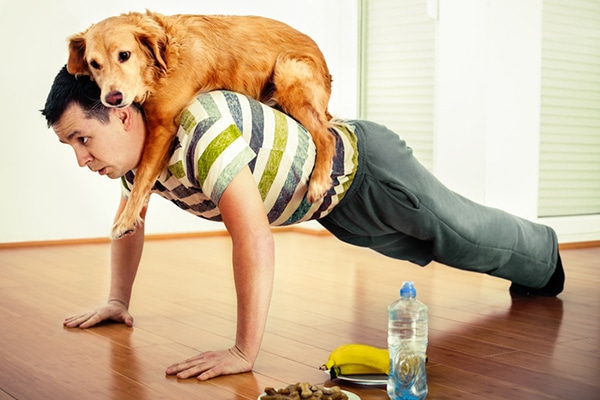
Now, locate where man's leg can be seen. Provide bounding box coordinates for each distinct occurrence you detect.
[320,120,563,294]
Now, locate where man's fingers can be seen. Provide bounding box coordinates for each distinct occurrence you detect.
[166,354,209,378]
[123,314,134,327]
[63,313,93,328]
[197,368,220,381]
[78,313,101,329]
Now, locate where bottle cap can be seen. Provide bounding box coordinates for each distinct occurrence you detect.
[400,281,417,299]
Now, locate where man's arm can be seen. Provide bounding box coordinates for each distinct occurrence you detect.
[107,196,146,310]
[165,165,275,380]
[223,165,275,368]
[63,197,146,329]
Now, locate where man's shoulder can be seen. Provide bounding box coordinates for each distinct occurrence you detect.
[178,91,235,133]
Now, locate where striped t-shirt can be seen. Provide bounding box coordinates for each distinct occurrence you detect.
[121,90,359,226]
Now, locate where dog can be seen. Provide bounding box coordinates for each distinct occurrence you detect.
[66,10,335,239]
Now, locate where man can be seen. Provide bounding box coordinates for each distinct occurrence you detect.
[42,66,564,381]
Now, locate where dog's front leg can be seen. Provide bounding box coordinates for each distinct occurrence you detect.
[111,119,175,239]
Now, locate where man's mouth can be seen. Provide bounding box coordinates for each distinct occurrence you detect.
[90,166,107,176]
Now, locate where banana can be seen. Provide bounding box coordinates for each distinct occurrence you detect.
[320,343,389,379]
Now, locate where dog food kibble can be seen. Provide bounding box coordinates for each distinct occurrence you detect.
[260,382,348,400]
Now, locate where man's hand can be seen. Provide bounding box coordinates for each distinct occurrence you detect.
[63,299,134,329]
[63,196,144,330]
[165,346,253,380]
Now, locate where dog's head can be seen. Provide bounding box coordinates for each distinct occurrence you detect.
[67,11,169,108]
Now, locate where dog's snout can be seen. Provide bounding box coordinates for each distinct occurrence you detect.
[105,91,124,106]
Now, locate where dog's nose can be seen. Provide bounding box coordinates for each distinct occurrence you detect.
[105,91,124,106]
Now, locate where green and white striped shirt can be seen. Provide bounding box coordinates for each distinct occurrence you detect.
[121,91,358,225]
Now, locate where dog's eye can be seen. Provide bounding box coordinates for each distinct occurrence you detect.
[90,60,100,70]
[119,51,131,63]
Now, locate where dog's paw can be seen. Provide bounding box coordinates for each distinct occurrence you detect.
[111,216,143,240]
[306,179,331,203]
[111,227,136,240]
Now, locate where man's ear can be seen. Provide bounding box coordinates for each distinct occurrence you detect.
[67,33,90,76]
[116,107,136,130]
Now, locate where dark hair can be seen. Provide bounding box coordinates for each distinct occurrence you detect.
[41,65,111,127]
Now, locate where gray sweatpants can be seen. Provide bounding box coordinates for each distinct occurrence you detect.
[319,120,558,288]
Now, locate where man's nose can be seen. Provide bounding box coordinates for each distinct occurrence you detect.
[74,147,92,167]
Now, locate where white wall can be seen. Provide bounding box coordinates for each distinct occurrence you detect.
[435,0,542,217]
[1,0,597,244]
[0,0,359,243]
[434,0,599,243]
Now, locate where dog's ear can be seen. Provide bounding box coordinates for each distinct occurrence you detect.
[134,15,169,76]
[67,33,90,76]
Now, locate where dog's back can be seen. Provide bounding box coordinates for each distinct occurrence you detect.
[146,12,332,103]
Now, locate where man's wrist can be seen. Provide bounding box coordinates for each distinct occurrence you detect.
[108,298,129,309]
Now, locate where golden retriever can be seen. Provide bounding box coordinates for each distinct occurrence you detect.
[66,10,334,239]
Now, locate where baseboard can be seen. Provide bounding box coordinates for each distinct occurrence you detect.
[0,226,332,249]
[558,240,600,250]
[2,229,597,250]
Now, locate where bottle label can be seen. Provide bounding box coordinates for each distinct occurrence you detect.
[393,349,421,385]
[388,347,428,399]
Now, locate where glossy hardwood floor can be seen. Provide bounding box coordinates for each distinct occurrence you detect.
[0,232,598,399]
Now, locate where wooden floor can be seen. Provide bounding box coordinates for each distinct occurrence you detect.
[0,232,598,400]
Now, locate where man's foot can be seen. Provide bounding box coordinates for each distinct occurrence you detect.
[510,253,565,296]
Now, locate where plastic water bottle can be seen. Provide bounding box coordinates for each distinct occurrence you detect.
[387,281,428,399]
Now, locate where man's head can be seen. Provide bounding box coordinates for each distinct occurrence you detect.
[42,66,146,179]
[42,65,111,127]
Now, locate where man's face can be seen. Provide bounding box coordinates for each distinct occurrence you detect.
[53,103,145,179]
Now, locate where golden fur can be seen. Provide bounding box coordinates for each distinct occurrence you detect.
[67,10,334,239]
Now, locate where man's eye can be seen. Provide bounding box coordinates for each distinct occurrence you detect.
[90,60,100,69]
[119,51,131,63]
[80,137,89,144]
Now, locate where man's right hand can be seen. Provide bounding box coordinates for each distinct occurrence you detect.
[63,299,134,329]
